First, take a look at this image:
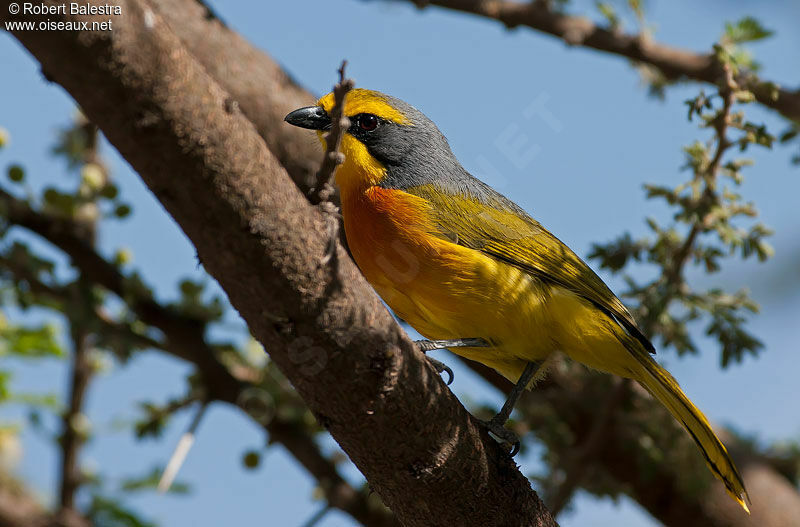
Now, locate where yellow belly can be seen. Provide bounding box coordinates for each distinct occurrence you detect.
[341,185,554,381]
[340,184,639,384]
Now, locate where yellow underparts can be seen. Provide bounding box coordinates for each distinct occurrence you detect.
[339,180,639,385]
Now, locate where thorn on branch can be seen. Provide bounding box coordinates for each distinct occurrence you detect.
[309,60,354,206]
[309,61,355,269]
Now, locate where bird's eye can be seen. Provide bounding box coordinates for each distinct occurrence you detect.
[358,114,379,131]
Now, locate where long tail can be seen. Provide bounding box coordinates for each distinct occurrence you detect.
[629,348,750,513]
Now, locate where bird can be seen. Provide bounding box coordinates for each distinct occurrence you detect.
[284,88,749,513]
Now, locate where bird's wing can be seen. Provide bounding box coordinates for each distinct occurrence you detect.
[405,183,655,353]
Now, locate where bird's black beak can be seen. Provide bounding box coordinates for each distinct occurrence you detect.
[284,106,331,131]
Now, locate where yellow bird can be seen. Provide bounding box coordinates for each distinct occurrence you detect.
[285,88,749,512]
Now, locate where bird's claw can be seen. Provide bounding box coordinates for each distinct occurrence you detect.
[425,355,454,385]
[479,417,521,456]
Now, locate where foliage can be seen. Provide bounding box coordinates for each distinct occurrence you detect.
[87,495,157,527]
[589,36,776,366]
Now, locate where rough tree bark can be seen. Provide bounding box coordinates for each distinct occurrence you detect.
[0,187,398,527]
[0,1,555,526]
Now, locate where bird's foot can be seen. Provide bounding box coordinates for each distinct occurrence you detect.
[414,338,488,386]
[415,338,489,352]
[424,354,454,385]
[479,416,521,456]
[414,340,454,386]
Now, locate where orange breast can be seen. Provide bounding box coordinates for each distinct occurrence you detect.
[340,185,463,331]
[340,185,443,310]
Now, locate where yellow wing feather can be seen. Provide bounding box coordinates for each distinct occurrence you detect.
[405,184,655,353]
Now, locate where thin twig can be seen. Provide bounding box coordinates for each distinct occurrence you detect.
[299,505,331,527]
[309,61,355,268]
[57,323,93,513]
[308,60,354,205]
[672,68,736,282]
[650,64,737,325]
[57,120,103,519]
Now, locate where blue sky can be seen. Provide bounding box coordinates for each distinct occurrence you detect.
[1,1,799,526]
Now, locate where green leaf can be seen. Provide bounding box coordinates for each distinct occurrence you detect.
[708,313,763,368]
[9,392,61,410]
[596,2,620,29]
[87,495,157,527]
[0,318,64,358]
[779,127,798,143]
[627,0,644,21]
[654,310,697,356]
[588,233,649,273]
[113,248,133,267]
[134,402,170,440]
[42,187,77,216]
[0,371,11,402]
[51,120,93,170]
[724,17,773,44]
[99,183,119,200]
[684,92,711,121]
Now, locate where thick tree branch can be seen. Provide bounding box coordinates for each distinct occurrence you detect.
[1,3,555,524]
[399,0,800,122]
[0,191,397,527]
[149,0,323,193]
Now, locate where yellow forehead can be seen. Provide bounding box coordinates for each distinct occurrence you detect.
[317,89,408,125]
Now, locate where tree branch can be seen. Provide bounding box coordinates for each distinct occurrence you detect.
[0,191,398,527]
[148,0,323,193]
[1,3,556,520]
[57,322,93,516]
[545,379,628,516]
[468,357,800,527]
[400,0,800,122]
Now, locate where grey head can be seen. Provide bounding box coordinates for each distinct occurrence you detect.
[284,89,525,213]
